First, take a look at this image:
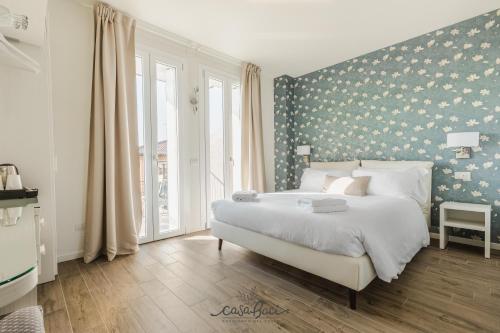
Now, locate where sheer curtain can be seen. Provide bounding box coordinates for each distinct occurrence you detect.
[84,3,141,263]
[241,62,266,192]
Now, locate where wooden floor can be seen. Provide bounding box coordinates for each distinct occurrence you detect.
[38,231,500,333]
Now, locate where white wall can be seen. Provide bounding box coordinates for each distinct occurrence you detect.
[0,42,57,283]
[47,0,278,260]
[47,0,93,261]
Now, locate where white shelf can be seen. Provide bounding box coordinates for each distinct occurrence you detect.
[443,219,485,231]
[440,201,491,258]
[0,33,40,73]
[440,201,491,213]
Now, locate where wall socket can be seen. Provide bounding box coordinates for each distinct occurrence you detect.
[454,172,471,181]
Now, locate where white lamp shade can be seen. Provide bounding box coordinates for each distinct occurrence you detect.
[297,145,311,155]
[446,132,479,148]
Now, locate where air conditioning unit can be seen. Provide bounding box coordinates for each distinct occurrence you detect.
[0,0,48,46]
[0,0,48,73]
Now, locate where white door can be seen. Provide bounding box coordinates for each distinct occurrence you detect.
[136,50,183,243]
[201,69,241,227]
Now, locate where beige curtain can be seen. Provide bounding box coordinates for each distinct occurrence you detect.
[241,62,266,192]
[84,3,141,264]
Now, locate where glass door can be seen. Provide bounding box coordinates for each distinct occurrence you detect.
[136,50,183,243]
[231,83,242,192]
[207,77,226,206]
[202,69,241,226]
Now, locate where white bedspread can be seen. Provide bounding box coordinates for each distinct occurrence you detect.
[211,191,429,282]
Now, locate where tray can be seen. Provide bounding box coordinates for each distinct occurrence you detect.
[0,188,38,200]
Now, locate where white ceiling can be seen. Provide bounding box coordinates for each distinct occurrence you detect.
[8,0,498,76]
[0,0,48,46]
[105,0,500,77]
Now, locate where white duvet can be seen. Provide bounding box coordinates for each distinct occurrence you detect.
[211,191,429,282]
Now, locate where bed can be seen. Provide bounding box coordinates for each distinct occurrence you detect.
[211,160,433,309]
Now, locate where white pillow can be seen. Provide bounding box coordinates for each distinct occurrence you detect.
[323,175,371,196]
[324,176,354,194]
[352,167,427,204]
[299,168,351,192]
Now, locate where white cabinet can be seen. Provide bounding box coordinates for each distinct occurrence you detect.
[439,201,491,258]
[0,198,41,315]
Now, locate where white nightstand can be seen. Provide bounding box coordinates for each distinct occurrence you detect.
[439,201,492,258]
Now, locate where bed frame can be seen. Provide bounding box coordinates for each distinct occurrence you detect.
[213,160,433,309]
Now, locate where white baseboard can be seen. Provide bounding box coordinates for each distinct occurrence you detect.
[56,226,209,263]
[429,232,500,251]
[57,250,83,263]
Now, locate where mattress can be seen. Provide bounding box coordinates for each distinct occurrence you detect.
[211,191,429,282]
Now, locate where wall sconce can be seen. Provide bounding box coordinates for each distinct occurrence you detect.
[297,145,311,164]
[447,132,479,159]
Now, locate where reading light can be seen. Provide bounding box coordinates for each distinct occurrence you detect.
[446,132,479,159]
[297,145,311,164]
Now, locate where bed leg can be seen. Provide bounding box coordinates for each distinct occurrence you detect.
[218,239,223,251]
[349,289,357,310]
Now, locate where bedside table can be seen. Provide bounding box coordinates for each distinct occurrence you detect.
[439,201,492,258]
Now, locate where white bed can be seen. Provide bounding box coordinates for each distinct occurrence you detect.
[211,160,433,309]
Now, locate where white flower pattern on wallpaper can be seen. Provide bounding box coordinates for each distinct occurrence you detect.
[274,10,499,242]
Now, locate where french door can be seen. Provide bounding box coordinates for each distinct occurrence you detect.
[136,49,183,243]
[201,68,241,226]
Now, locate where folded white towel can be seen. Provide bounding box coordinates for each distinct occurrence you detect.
[297,198,347,208]
[233,190,257,197]
[306,205,348,213]
[232,190,258,202]
[233,197,259,202]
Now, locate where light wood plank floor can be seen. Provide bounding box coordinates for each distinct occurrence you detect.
[38,231,500,333]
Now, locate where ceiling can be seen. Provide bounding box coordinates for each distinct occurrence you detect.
[0,0,48,46]
[104,0,500,77]
[5,0,498,76]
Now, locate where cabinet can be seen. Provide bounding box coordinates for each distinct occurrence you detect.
[439,201,491,258]
[0,198,42,315]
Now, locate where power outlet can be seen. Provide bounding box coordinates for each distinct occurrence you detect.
[454,172,471,181]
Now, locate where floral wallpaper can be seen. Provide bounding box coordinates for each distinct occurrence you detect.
[274,75,296,190]
[274,10,499,241]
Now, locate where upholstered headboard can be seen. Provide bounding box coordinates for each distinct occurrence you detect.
[361,160,434,227]
[310,160,360,171]
[310,160,433,227]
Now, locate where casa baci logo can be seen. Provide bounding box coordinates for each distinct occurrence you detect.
[210,287,289,322]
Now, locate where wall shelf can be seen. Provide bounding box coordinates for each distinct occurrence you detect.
[0,33,40,73]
